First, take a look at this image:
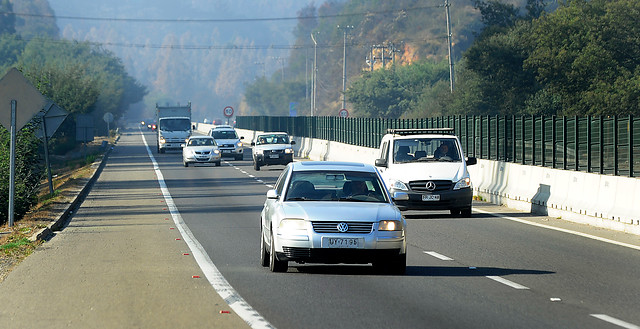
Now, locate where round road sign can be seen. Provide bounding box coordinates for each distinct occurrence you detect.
[223,106,234,118]
[339,108,349,118]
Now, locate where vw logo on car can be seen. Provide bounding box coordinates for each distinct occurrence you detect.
[337,222,349,233]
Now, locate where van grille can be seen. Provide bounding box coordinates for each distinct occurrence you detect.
[409,180,452,192]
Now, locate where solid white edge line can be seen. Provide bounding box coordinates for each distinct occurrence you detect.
[591,314,640,329]
[423,251,454,261]
[474,209,640,251]
[141,131,275,329]
[485,276,530,290]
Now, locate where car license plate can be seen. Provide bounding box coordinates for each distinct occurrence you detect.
[269,154,280,159]
[222,150,231,153]
[323,237,360,248]
[422,194,440,201]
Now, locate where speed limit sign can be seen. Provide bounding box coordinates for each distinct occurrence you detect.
[339,108,349,118]
[223,106,234,118]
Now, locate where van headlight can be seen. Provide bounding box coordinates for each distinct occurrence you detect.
[236,141,243,148]
[284,148,294,154]
[390,180,409,191]
[453,177,472,190]
[159,136,166,144]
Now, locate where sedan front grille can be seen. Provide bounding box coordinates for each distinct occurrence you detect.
[195,151,211,155]
[312,221,373,234]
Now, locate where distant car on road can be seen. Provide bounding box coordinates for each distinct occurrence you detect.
[251,132,295,171]
[208,125,244,160]
[181,136,221,167]
[260,161,409,274]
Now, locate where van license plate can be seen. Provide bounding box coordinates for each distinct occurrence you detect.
[422,194,440,201]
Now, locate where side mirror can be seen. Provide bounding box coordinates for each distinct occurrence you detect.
[251,142,256,146]
[192,125,196,130]
[266,189,279,199]
[466,157,477,166]
[290,140,296,145]
[240,136,244,140]
[392,191,409,201]
[375,158,388,167]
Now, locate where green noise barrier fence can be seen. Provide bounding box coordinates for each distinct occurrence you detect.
[236,115,640,178]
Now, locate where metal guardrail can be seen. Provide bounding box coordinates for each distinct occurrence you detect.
[236,115,639,178]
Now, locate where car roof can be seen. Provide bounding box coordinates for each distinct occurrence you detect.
[391,134,458,140]
[257,132,288,136]
[290,161,376,172]
[189,135,213,139]
[211,125,234,130]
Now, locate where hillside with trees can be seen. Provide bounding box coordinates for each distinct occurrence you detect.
[0,0,146,224]
[244,0,639,118]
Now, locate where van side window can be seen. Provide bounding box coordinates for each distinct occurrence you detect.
[380,141,389,161]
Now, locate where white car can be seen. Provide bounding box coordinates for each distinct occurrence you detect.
[208,125,244,160]
[260,161,409,274]
[250,132,295,171]
[181,136,221,167]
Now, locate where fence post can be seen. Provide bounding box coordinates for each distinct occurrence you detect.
[587,116,592,173]
[532,115,536,165]
[630,115,634,177]
[599,116,604,175]
[563,116,568,170]
[552,116,557,168]
[575,116,579,171]
[614,115,619,176]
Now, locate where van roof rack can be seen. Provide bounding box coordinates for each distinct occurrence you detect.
[387,128,454,136]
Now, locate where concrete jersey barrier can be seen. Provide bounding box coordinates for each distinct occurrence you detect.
[196,124,640,236]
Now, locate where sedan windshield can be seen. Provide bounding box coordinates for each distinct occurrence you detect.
[285,171,387,203]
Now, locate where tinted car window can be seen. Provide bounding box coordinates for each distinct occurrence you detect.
[211,130,238,139]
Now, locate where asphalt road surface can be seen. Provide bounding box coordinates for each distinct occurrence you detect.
[143,129,640,329]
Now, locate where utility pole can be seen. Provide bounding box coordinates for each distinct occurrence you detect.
[445,0,455,92]
[310,31,318,116]
[254,62,265,78]
[338,25,353,111]
[271,56,285,82]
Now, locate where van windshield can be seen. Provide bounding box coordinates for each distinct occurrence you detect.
[394,138,461,163]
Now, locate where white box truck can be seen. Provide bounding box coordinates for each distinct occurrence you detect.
[155,102,192,153]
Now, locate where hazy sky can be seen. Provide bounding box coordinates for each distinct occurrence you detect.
[46,0,321,120]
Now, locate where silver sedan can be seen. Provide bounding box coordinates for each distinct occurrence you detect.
[182,136,221,167]
[260,161,409,274]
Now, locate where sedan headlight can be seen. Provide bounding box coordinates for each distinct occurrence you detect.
[213,149,220,155]
[390,180,409,191]
[279,218,307,231]
[284,148,294,154]
[379,220,402,231]
[453,177,472,190]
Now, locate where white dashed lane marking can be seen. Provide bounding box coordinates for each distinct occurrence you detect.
[223,160,272,188]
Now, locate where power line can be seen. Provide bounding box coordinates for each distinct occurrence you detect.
[24,36,447,51]
[0,5,442,24]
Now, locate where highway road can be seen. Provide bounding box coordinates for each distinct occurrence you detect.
[141,129,640,329]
